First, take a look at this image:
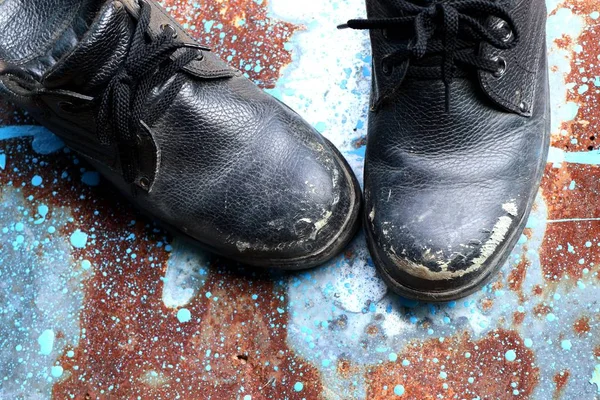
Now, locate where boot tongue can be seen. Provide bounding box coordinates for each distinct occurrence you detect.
[43,1,133,94]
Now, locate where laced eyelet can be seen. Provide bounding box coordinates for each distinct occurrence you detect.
[382,60,393,75]
[493,20,514,43]
[139,177,150,189]
[160,23,178,39]
[492,56,507,78]
[519,101,529,113]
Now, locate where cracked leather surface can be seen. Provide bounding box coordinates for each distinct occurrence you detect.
[364,0,551,299]
[0,0,361,268]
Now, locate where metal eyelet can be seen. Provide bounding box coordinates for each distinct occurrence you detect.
[160,24,178,39]
[493,20,514,43]
[492,56,507,78]
[196,53,204,62]
[519,101,529,113]
[138,177,150,190]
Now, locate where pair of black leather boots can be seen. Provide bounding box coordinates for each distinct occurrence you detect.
[0,0,549,301]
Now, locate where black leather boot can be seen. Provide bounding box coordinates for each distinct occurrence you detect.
[341,0,550,300]
[0,0,362,269]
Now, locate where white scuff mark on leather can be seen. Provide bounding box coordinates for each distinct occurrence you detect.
[417,209,433,222]
[312,210,333,237]
[236,241,252,252]
[502,201,518,217]
[469,215,513,268]
[390,214,514,281]
[369,208,375,222]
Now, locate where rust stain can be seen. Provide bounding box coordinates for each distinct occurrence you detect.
[551,1,600,152]
[337,358,358,380]
[54,264,322,399]
[539,161,600,283]
[164,0,301,89]
[574,316,591,335]
[539,0,600,285]
[508,258,530,292]
[366,324,380,336]
[513,311,525,326]
[533,304,552,318]
[366,329,539,400]
[479,297,494,312]
[0,1,315,397]
[553,370,570,399]
[0,134,322,399]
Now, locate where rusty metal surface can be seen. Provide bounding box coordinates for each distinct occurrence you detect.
[1,0,600,398]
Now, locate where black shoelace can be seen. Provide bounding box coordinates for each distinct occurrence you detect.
[339,0,519,111]
[97,0,209,183]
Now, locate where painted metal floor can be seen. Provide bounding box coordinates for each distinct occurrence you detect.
[1,0,600,399]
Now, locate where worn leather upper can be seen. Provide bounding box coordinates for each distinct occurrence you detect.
[0,0,361,268]
[364,0,550,299]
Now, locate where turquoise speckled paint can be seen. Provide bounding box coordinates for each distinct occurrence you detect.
[1,0,600,398]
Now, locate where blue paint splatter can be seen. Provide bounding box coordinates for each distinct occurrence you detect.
[561,340,572,351]
[38,329,55,355]
[31,175,43,187]
[38,204,49,218]
[204,20,215,33]
[569,180,576,190]
[394,384,405,396]
[505,349,517,361]
[70,230,88,248]
[51,365,64,378]
[0,125,64,154]
[315,122,327,133]
[177,308,192,323]
[294,382,304,392]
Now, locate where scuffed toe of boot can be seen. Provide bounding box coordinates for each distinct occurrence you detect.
[365,184,534,301]
[0,0,362,269]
